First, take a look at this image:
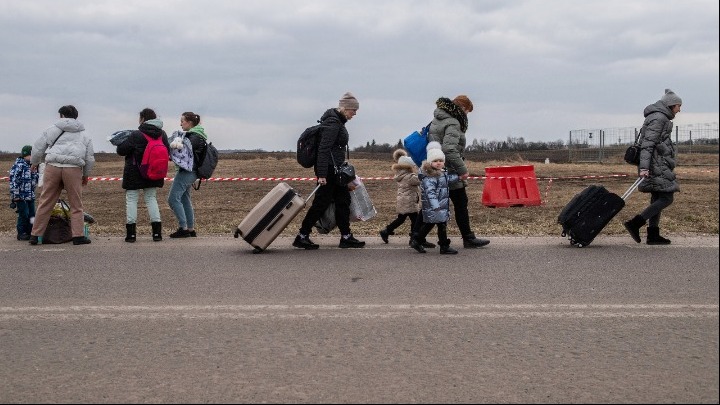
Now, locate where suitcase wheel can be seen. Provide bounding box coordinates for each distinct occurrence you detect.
[252,246,264,254]
[561,231,567,238]
[233,229,240,238]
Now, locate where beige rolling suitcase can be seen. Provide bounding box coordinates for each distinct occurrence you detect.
[234,182,319,253]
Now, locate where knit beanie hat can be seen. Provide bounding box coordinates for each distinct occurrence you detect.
[453,95,473,112]
[339,92,360,110]
[661,88,682,107]
[397,155,416,167]
[426,141,445,162]
[21,145,32,157]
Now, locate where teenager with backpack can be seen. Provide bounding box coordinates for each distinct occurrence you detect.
[167,111,208,238]
[292,92,366,250]
[116,108,170,242]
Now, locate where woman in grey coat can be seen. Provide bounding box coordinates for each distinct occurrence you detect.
[623,89,682,245]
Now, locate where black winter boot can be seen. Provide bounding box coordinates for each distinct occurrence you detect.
[409,238,426,253]
[439,242,458,255]
[646,226,671,245]
[125,223,136,243]
[623,215,646,243]
[379,228,391,244]
[462,233,490,248]
[151,222,162,242]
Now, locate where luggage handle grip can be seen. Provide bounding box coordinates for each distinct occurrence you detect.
[621,177,643,201]
[266,213,284,232]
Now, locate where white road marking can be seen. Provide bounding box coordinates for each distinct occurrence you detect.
[0,304,717,321]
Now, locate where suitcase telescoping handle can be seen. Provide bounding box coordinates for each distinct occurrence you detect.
[621,177,643,201]
[305,184,322,203]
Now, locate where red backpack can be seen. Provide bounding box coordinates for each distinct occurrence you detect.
[137,133,169,180]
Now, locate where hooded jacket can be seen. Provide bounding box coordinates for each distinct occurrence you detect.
[418,160,459,223]
[314,108,349,179]
[31,118,95,176]
[638,100,680,193]
[117,120,170,190]
[9,157,39,200]
[428,98,469,190]
[392,160,421,214]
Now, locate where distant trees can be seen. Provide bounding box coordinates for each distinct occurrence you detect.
[353,137,568,154]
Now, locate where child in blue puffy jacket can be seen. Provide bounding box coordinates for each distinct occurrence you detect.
[410,142,460,254]
[9,145,39,240]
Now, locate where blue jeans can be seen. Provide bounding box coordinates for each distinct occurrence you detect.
[15,199,36,236]
[167,170,197,229]
[126,188,161,224]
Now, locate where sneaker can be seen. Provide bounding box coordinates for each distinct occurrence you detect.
[189,230,197,237]
[293,235,319,250]
[17,233,30,241]
[73,236,92,245]
[409,239,426,253]
[339,235,365,249]
[29,235,39,245]
[463,237,490,248]
[169,228,191,238]
[379,229,389,244]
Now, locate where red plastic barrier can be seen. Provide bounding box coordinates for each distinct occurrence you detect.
[481,165,542,207]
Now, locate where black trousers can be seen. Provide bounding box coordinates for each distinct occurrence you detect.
[449,187,473,238]
[384,212,418,236]
[299,174,351,236]
[414,221,450,246]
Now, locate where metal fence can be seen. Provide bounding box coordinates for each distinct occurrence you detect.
[568,123,719,163]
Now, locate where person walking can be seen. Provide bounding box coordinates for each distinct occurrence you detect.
[167,111,207,238]
[117,108,170,242]
[410,142,460,254]
[29,105,95,245]
[9,145,39,240]
[623,89,683,245]
[293,92,365,250]
[378,149,435,248]
[428,95,490,248]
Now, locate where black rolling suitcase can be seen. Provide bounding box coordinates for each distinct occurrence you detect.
[558,177,642,247]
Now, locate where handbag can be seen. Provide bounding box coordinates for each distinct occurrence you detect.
[624,127,644,165]
[330,147,356,186]
[43,200,73,244]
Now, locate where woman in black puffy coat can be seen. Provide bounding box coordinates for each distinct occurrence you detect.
[117,108,170,243]
[623,89,682,245]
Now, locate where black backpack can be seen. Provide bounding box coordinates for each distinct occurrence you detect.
[296,120,323,168]
[193,141,218,189]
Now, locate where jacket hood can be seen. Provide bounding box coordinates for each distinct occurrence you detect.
[392,162,415,172]
[320,108,347,124]
[187,125,207,140]
[55,118,85,133]
[139,122,165,139]
[420,161,444,177]
[644,100,675,120]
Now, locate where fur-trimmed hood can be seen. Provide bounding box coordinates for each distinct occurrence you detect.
[420,160,444,177]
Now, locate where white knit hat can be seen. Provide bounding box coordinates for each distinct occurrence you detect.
[397,155,415,167]
[426,141,445,162]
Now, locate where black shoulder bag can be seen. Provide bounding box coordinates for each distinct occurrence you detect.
[624,127,643,165]
[330,146,356,186]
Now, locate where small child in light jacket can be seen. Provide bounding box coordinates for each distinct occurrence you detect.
[410,142,460,254]
[9,145,39,240]
[379,149,428,245]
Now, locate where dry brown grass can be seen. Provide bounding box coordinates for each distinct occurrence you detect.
[1,153,717,238]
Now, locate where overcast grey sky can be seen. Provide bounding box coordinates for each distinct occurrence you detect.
[1,0,718,153]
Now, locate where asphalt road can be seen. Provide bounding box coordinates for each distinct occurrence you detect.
[1,235,718,403]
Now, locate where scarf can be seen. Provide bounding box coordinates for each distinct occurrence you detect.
[436,97,468,132]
